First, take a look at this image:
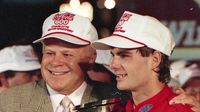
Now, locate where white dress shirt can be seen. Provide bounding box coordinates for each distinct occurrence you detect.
[47,81,87,112]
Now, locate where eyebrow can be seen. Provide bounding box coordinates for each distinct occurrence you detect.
[118,50,132,55]
[111,49,133,56]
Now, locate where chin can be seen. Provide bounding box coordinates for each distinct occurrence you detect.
[117,84,127,90]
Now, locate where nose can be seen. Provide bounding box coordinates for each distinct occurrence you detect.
[109,56,121,72]
[51,53,65,66]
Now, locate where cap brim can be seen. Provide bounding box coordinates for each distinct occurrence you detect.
[33,33,90,45]
[92,35,145,50]
[0,63,40,73]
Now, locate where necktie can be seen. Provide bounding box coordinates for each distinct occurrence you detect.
[56,96,76,112]
[61,96,75,112]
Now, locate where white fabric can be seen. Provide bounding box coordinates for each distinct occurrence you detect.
[92,11,175,56]
[178,64,200,86]
[47,82,87,112]
[95,50,115,74]
[0,45,40,73]
[33,11,98,45]
[170,60,188,80]
[95,50,112,65]
[55,102,64,112]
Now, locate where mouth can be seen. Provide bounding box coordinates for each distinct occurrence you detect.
[50,70,70,76]
[116,74,127,80]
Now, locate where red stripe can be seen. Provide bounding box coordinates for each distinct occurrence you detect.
[43,32,91,44]
[112,34,146,46]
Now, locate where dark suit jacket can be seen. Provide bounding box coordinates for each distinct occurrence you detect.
[0,79,127,112]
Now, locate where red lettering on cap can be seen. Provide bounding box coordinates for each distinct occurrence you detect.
[114,13,132,32]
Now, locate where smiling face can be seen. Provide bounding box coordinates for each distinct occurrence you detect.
[110,48,157,92]
[41,38,95,95]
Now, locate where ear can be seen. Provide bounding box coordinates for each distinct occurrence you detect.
[151,51,162,72]
[0,74,9,88]
[89,51,97,64]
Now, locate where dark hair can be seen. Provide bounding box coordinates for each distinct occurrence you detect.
[3,71,16,79]
[3,70,41,79]
[138,47,171,83]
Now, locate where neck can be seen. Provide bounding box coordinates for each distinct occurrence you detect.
[131,82,165,105]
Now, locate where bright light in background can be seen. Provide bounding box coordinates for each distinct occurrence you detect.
[59,0,93,21]
[104,0,116,9]
[60,3,70,11]
[80,2,93,20]
[69,0,80,9]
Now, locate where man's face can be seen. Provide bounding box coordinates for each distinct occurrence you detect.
[8,72,33,87]
[41,39,95,95]
[110,48,154,91]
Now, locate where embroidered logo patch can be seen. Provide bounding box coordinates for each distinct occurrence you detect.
[48,12,75,32]
[114,12,132,32]
[139,104,153,112]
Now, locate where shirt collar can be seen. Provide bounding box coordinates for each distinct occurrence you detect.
[47,81,87,111]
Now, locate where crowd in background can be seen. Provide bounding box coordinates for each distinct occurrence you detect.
[169,60,200,103]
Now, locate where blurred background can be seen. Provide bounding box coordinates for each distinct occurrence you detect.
[0,0,200,63]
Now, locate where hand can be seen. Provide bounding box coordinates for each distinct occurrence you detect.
[185,87,200,103]
[171,86,185,94]
[170,86,200,112]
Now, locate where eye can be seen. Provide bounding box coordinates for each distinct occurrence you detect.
[43,50,54,56]
[63,53,73,57]
[118,52,129,58]
[119,53,129,58]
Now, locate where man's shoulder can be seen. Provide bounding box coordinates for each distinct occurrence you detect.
[166,92,193,112]
[158,86,193,112]
[0,80,51,112]
[1,79,45,96]
[0,81,35,97]
[169,103,193,112]
[0,79,47,104]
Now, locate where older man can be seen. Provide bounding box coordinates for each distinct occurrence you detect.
[0,11,121,112]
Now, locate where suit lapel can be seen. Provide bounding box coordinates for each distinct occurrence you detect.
[81,84,98,104]
[24,80,54,112]
[79,84,109,112]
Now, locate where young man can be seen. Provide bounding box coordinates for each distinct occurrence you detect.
[0,45,41,93]
[92,11,194,112]
[0,11,120,112]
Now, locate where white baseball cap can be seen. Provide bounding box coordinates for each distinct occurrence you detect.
[0,45,41,73]
[92,11,175,56]
[33,11,98,45]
